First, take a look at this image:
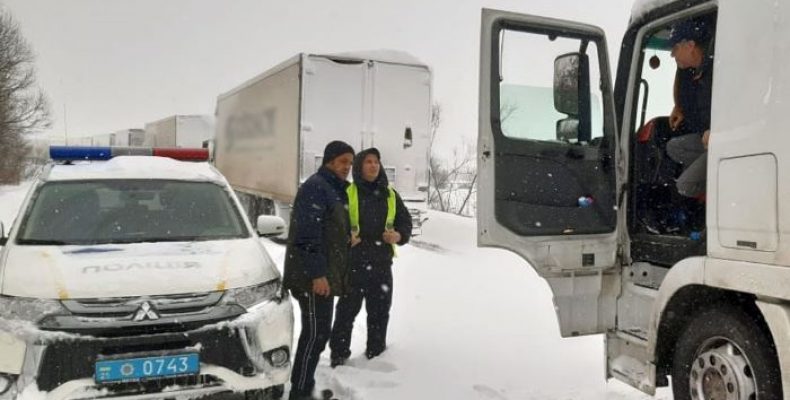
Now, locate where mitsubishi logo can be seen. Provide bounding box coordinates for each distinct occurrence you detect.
[133,301,160,322]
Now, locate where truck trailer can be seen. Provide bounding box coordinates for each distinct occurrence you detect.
[145,115,214,148]
[214,52,432,232]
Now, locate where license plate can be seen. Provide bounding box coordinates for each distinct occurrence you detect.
[95,353,200,383]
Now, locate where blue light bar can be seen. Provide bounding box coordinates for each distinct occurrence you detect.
[50,146,112,161]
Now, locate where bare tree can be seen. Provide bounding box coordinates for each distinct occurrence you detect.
[0,8,50,184]
[427,102,444,210]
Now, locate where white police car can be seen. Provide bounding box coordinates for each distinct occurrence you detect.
[0,146,292,400]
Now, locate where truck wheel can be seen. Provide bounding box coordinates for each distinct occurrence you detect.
[671,307,782,400]
[244,385,284,400]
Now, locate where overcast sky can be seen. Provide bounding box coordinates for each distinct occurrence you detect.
[3,0,633,153]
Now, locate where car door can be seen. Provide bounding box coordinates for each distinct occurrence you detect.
[478,9,622,336]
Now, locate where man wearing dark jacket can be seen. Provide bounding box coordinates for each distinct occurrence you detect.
[329,148,412,367]
[283,141,354,400]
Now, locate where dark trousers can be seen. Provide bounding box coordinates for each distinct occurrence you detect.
[667,133,707,197]
[290,290,334,395]
[329,262,393,359]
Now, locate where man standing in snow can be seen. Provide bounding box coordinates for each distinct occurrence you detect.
[283,140,355,400]
[329,148,412,367]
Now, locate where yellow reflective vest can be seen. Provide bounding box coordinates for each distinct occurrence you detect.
[346,183,397,255]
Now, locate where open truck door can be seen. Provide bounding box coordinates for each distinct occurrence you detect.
[478,9,622,336]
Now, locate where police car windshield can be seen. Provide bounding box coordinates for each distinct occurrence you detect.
[17,180,249,245]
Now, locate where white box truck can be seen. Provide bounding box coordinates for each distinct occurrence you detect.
[91,133,114,147]
[214,52,431,232]
[111,129,146,147]
[478,1,790,399]
[145,115,214,148]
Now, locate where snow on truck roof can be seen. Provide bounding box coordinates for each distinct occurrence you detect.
[630,0,679,23]
[217,50,429,102]
[42,151,226,184]
[321,49,427,67]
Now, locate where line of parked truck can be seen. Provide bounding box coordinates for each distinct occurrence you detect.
[64,51,433,234]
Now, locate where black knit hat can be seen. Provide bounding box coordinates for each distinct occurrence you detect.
[669,18,712,47]
[323,140,355,165]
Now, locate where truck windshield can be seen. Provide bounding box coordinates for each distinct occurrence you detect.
[17,180,249,245]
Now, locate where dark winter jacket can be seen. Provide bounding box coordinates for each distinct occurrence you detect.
[349,149,412,267]
[283,166,351,296]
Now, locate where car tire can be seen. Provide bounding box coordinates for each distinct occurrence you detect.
[244,385,284,400]
[671,306,782,400]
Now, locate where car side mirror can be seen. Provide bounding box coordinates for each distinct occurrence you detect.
[256,215,286,237]
[553,52,592,142]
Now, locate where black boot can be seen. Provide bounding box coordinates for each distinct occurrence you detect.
[330,356,347,368]
[365,347,386,360]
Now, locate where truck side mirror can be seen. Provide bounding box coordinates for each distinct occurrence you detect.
[256,215,286,237]
[556,118,580,142]
[553,52,592,143]
[0,222,6,246]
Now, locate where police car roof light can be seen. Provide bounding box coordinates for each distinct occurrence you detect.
[49,146,209,162]
[50,146,112,161]
[152,148,209,161]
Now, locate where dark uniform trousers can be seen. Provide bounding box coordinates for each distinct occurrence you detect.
[290,290,334,395]
[330,260,393,359]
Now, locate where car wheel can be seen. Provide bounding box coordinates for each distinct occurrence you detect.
[671,306,782,400]
[244,385,284,400]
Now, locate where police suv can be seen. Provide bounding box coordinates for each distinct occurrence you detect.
[0,146,292,400]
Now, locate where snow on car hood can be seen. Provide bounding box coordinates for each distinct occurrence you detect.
[0,238,279,299]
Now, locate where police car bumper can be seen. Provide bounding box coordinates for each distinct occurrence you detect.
[0,294,293,400]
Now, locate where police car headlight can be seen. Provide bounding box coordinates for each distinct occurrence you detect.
[224,280,282,309]
[0,373,15,395]
[0,295,68,324]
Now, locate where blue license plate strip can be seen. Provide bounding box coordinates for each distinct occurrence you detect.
[95,353,200,383]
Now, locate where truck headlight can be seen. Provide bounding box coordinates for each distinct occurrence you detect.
[223,280,282,309]
[0,295,67,324]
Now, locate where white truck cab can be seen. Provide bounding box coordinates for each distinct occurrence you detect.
[478,1,789,398]
[0,147,292,400]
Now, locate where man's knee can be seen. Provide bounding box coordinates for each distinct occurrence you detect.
[677,177,705,198]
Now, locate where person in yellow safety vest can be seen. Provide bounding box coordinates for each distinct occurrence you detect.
[329,148,412,367]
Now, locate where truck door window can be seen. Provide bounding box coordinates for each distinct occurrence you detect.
[499,30,604,146]
[635,36,680,129]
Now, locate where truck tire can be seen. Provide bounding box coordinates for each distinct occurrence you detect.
[671,306,782,400]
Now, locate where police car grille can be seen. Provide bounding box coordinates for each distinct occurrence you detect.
[98,375,223,396]
[62,292,222,316]
[36,328,255,392]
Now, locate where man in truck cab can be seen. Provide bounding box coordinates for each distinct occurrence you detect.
[666,17,715,199]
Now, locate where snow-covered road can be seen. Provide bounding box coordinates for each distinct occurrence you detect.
[264,211,672,399]
[0,183,671,399]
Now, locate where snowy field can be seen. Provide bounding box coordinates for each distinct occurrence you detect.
[0,182,671,400]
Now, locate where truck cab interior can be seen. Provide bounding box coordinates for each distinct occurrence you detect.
[628,11,717,267]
